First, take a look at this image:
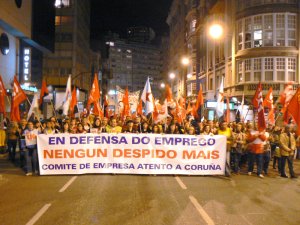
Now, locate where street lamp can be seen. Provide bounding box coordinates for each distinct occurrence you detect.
[181,57,190,66]
[160,82,165,88]
[169,72,175,80]
[209,23,223,40]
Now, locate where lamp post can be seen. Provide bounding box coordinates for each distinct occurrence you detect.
[181,56,190,97]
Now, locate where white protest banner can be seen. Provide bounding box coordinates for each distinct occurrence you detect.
[37,133,226,175]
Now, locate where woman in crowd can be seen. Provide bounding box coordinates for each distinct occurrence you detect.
[6,122,19,163]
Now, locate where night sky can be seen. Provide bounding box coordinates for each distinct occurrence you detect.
[90,0,173,39]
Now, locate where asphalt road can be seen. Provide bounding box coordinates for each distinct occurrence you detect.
[1,155,300,225]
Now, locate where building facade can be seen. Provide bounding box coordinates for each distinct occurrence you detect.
[166,0,188,98]
[43,0,100,104]
[0,0,55,116]
[105,34,162,99]
[168,0,300,105]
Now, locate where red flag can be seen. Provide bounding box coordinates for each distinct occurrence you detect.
[287,88,300,135]
[103,95,109,107]
[93,101,104,118]
[122,87,130,119]
[195,84,204,109]
[0,75,7,117]
[69,87,77,117]
[136,99,143,116]
[225,96,230,122]
[11,76,27,121]
[12,76,27,106]
[252,83,266,131]
[87,74,100,108]
[39,79,49,106]
[263,87,275,125]
[165,84,173,102]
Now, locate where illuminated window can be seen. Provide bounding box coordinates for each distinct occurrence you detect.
[55,0,70,8]
[55,16,72,26]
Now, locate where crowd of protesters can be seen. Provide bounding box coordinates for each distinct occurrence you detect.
[0,113,299,178]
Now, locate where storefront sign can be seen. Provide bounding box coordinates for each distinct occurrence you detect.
[23,48,31,81]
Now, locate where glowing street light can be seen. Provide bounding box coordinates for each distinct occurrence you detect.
[169,72,175,80]
[160,82,165,88]
[209,24,223,40]
[187,73,192,79]
[181,57,190,66]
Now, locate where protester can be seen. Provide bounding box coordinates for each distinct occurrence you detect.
[279,125,298,178]
[24,121,39,176]
[232,123,246,174]
[6,122,19,163]
[246,123,267,178]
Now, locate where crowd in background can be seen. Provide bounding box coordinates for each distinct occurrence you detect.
[1,113,299,178]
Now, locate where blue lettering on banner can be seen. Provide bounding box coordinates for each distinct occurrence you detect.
[154,137,216,146]
[49,137,65,145]
[69,136,129,145]
[137,163,172,170]
[93,163,134,169]
[184,164,221,170]
[42,164,76,170]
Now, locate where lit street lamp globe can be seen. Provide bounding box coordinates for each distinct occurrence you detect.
[169,73,175,79]
[181,57,190,66]
[209,24,223,40]
[160,83,165,88]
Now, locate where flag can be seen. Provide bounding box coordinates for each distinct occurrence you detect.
[141,77,154,115]
[154,100,170,123]
[165,84,173,102]
[216,77,224,118]
[287,88,300,135]
[0,75,7,117]
[93,101,104,118]
[62,75,72,115]
[193,84,204,119]
[87,74,101,108]
[252,83,266,131]
[279,83,294,123]
[122,87,130,118]
[11,76,27,121]
[39,79,48,107]
[240,92,245,122]
[136,99,143,116]
[263,87,275,125]
[70,87,78,117]
[225,95,230,122]
[27,93,40,120]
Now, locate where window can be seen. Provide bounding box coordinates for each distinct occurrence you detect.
[276,14,285,46]
[277,71,285,81]
[254,72,261,81]
[287,15,296,46]
[263,15,273,46]
[237,20,243,50]
[237,61,243,83]
[55,16,72,26]
[288,58,296,70]
[55,0,70,8]
[245,59,251,82]
[237,13,297,49]
[288,72,295,81]
[265,58,274,80]
[276,58,285,70]
[209,77,213,90]
[254,58,261,70]
[245,18,252,49]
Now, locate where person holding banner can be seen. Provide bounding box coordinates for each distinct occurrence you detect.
[76,123,87,134]
[60,122,70,134]
[24,121,40,176]
[106,118,122,133]
[100,117,108,133]
[122,120,137,133]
